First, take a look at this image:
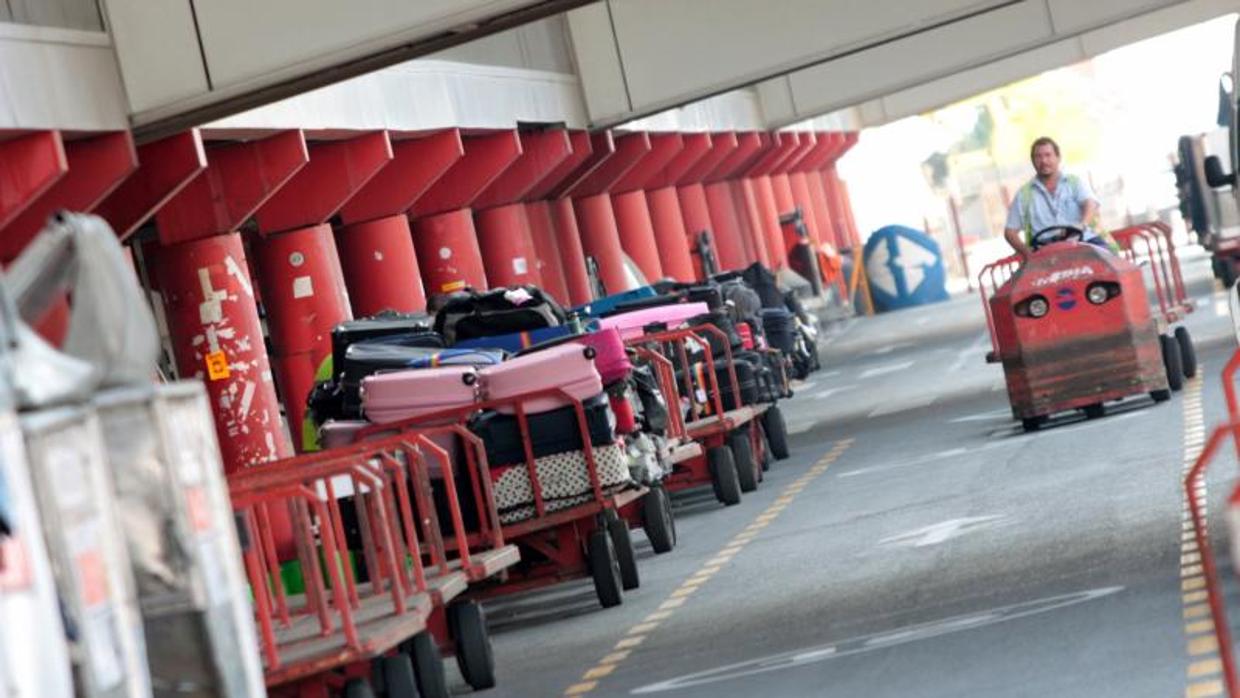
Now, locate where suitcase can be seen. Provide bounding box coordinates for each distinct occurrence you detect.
[598,302,710,340]
[720,279,764,323]
[630,364,670,434]
[686,310,743,357]
[574,286,658,318]
[684,283,724,310]
[480,343,603,415]
[761,308,798,354]
[468,394,617,467]
[489,443,632,524]
[453,325,578,353]
[340,343,501,418]
[602,291,688,317]
[737,322,754,350]
[680,358,760,412]
[319,420,368,449]
[360,365,481,424]
[575,328,631,385]
[331,314,439,372]
[435,286,568,345]
[741,263,785,308]
[734,350,781,403]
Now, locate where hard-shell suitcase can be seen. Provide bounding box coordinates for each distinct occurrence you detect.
[761,308,798,354]
[468,394,616,467]
[734,350,780,403]
[361,365,481,424]
[574,286,658,317]
[680,359,760,411]
[452,325,578,353]
[319,420,367,449]
[480,343,603,415]
[489,443,632,524]
[687,310,744,356]
[331,314,439,371]
[340,344,500,418]
[603,291,688,316]
[684,283,724,310]
[575,328,631,385]
[598,302,710,340]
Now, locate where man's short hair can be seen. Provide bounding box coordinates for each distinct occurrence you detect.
[1030,137,1060,162]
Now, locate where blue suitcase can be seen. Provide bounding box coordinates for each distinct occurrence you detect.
[452,321,599,353]
[572,286,658,318]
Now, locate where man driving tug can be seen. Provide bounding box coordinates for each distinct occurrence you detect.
[1003,136,1117,258]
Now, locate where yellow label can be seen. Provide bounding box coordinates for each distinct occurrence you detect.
[441,279,467,293]
[205,350,230,380]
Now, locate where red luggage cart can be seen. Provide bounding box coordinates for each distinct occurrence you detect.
[229,432,517,698]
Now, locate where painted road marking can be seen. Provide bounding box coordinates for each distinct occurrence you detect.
[1178,372,1220,698]
[560,438,854,696]
[869,395,937,418]
[860,360,914,379]
[878,515,1007,548]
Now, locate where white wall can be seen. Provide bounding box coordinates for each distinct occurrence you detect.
[0,23,128,131]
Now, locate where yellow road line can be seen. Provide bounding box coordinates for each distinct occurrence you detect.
[1179,373,1221,697]
[560,438,855,695]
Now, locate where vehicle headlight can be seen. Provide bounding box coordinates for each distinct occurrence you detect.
[1028,297,1049,318]
[1086,282,1119,305]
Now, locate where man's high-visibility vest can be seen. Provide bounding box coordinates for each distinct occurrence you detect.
[1018,175,1116,251]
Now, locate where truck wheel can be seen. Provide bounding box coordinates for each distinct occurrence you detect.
[449,601,496,690]
[380,653,418,698]
[708,446,742,506]
[641,486,676,554]
[1083,403,1105,420]
[1161,334,1184,391]
[343,678,375,698]
[607,516,640,591]
[1021,416,1045,432]
[762,405,791,460]
[1175,327,1197,378]
[587,528,623,608]
[403,632,448,698]
[1151,389,1172,402]
[728,430,759,493]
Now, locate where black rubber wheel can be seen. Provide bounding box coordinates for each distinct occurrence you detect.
[728,430,759,493]
[607,517,640,591]
[762,405,790,460]
[1083,403,1105,420]
[380,653,418,698]
[707,446,742,506]
[1176,327,1197,379]
[344,678,375,698]
[449,601,495,690]
[641,486,676,554]
[1161,334,1184,392]
[1151,389,1173,402]
[1222,257,1239,288]
[587,528,623,608]
[403,631,448,698]
[1021,417,1044,433]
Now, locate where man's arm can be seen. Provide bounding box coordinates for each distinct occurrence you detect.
[1079,198,1099,230]
[1004,227,1032,259]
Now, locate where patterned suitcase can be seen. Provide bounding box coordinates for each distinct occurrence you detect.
[360,365,481,424]
[597,302,710,340]
[480,343,603,415]
[489,443,632,524]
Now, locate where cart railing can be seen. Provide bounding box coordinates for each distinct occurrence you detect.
[1184,349,1240,697]
[977,253,1022,358]
[228,434,457,672]
[625,324,743,425]
[1111,221,1193,324]
[628,346,689,442]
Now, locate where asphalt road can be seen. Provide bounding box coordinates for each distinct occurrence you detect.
[470,247,1240,698]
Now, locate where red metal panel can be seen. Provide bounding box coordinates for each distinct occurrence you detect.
[525,130,595,201]
[795,132,837,173]
[473,129,572,210]
[251,223,353,446]
[156,130,309,245]
[546,131,615,200]
[255,131,393,234]
[646,186,695,282]
[0,131,67,232]
[524,201,570,302]
[411,131,523,216]
[612,189,663,281]
[565,131,649,198]
[680,132,737,184]
[151,232,293,472]
[412,209,488,295]
[703,132,763,182]
[477,203,541,288]
[747,132,800,177]
[574,193,630,294]
[335,214,427,315]
[550,199,593,305]
[612,132,684,193]
[96,131,206,241]
[652,132,712,189]
[338,130,463,224]
[1,131,137,260]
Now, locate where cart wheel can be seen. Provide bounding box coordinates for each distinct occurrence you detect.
[1176,327,1197,379]
[380,653,418,698]
[403,632,449,698]
[588,528,624,608]
[708,446,742,506]
[762,405,790,460]
[1083,403,1105,420]
[607,517,641,591]
[1021,416,1045,433]
[1160,334,1184,391]
[1151,388,1172,403]
[641,486,676,554]
[728,430,759,493]
[344,678,376,698]
[449,601,496,690]
[1223,258,1239,288]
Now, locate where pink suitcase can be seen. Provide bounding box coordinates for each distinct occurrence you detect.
[361,365,481,424]
[574,328,631,385]
[597,302,710,340]
[480,343,603,415]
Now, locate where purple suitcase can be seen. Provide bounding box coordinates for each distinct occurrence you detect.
[597,302,710,340]
[574,328,631,385]
[480,343,603,415]
[361,365,481,424]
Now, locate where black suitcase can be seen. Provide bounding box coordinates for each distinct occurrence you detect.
[468,394,617,467]
[435,285,567,344]
[331,314,439,374]
[761,308,798,354]
[734,350,780,403]
[741,263,785,308]
[683,283,723,310]
[679,359,760,412]
[630,364,669,434]
[686,310,743,357]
